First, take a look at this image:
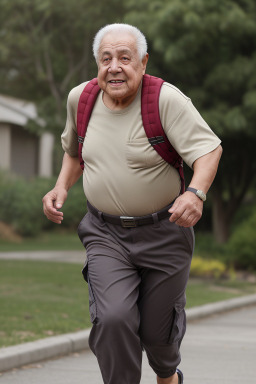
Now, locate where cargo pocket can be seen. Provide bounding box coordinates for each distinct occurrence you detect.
[82,262,97,323]
[168,304,186,345]
[87,275,97,323]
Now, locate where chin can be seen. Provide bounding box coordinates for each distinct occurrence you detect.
[108,88,128,98]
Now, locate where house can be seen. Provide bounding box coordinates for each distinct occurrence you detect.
[0,94,54,178]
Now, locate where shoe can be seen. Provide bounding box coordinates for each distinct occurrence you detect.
[176,368,183,384]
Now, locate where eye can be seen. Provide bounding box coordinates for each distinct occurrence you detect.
[121,57,129,61]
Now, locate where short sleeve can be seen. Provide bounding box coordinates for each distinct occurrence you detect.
[159,83,221,168]
[61,82,89,157]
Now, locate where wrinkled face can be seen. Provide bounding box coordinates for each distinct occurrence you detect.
[97,32,148,107]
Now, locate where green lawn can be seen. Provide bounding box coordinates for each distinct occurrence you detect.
[186,278,256,307]
[0,231,84,252]
[0,260,89,348]
[1,259,256,348]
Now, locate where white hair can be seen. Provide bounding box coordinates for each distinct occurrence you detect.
[93,23,148,62]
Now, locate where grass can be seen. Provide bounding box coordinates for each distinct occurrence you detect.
[0,260,90,348]
[186,278,256,307]
[0,230,84,252]
[1,259,256,348]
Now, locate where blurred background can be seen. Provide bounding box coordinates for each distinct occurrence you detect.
[0,0,256,347]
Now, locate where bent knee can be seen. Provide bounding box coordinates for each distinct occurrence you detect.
[99,304,138,329]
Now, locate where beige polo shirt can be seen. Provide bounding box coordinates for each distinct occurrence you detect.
[61,80,221,216]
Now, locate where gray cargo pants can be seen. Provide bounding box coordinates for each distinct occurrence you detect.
[77,202,194,384]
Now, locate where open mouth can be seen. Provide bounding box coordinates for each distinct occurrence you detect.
[108,80,125,84]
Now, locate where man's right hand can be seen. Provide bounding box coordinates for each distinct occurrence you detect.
[42,187,68,224]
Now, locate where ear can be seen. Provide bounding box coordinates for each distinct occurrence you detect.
[142,53,149,74]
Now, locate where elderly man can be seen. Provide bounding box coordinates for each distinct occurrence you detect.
[43,23,222,384]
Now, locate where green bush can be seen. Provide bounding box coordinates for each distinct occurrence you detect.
[194,232,226,259]
[0,173,52,236]
[61,180,87,227]
[227,209,256,270]
[0,172,86,237]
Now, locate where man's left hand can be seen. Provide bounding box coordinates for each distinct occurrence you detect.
[168,192,203,227]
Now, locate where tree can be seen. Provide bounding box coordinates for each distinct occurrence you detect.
[0,0,125,134]
[125,0,256,242]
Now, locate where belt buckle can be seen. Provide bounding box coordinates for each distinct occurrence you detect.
[120,216,137,228]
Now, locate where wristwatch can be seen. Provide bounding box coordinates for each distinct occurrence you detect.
[186,187,206,202]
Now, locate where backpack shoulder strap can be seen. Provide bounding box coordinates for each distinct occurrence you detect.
[77,78,101,169]
[141,74,185,193]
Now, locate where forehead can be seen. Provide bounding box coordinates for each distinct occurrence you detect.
[99,32,138,55]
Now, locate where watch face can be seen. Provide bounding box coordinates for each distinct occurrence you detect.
[196,190,206,201]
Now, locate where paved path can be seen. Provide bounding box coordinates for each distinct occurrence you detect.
[0,251,86,264]
[1,305,256,384]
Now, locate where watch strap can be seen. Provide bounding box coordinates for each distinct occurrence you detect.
[186,187,197,194]
[186,187,206,201]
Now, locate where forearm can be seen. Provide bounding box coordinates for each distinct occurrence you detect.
[169,145,222,227]
[55,152,83,192]
[188,145,223,193]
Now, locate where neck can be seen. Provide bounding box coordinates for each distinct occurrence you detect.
[102,92,137,111]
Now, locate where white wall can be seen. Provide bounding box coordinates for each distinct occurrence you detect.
[0,123,11,170]
[38,132,55,177]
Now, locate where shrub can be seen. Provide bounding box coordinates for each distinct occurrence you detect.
[0,172,86,237]
[60,179,87,228]
[194,232,226,259]
[227,209,256,270]
[0,173,53,236]
[190,256,227,279]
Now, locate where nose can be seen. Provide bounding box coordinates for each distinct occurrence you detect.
[108,58,122,73]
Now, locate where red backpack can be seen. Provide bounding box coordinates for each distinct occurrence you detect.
[77,74,185,193]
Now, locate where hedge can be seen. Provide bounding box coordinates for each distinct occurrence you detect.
[227,208,256,270]
[0,172,86,237]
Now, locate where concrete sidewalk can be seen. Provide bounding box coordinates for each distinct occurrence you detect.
[0,251,86,264]
[1,305,256,384]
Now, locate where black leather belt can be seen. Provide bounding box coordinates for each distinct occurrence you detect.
[87,201,173,228]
